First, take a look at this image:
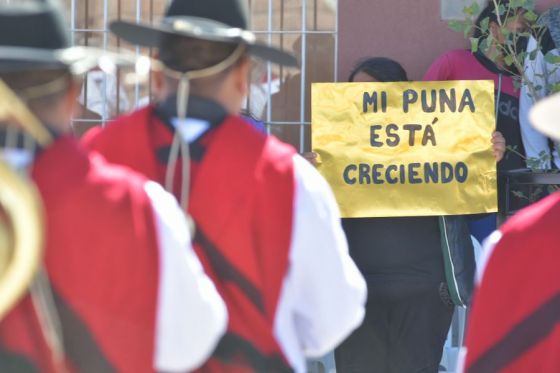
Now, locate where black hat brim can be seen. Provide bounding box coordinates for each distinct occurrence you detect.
[111,18,299,67]
[0,46,141,74]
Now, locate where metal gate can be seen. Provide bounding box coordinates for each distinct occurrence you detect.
[23,0,339,152]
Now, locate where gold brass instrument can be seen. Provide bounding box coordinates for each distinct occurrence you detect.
[0,78,50,320]
[0,79,52,147]
[0,161,44,320]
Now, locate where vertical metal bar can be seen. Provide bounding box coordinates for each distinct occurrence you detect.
[70,0,77,129]
[334,0,339,82]
[299,0,307,152]
[83,0,89,123]
[279,0,284,98]
[84,0,89,47]
[70,0,76,45]
[135,0,142,106]
[103,0,109,55]
[116,0,122,116]
[149,0,155,104]
[245,0,252,116]
[265,0,273,136]
[101,0,109,125]
[314,0,318,30]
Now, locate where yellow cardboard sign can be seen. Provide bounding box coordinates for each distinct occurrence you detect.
[312,80,497,218]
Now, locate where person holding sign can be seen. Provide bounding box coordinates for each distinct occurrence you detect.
[308,57,506,373]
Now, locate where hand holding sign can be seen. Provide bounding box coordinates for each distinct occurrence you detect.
[312,80,497,218]
[491,131,506,162]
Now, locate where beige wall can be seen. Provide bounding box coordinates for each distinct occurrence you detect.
[63,0,166,47]
[338,0,558,81]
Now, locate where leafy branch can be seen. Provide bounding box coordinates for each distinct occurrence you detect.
[450,0,560,169]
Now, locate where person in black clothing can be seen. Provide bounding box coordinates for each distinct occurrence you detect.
[335,58,453,373]
[305,57,506,373]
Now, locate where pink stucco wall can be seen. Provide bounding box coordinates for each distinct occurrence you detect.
[338,0,558,81]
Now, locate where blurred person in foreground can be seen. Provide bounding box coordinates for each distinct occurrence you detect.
[83,0,367,371]
[459,92,560,373]
[0,1,226,372]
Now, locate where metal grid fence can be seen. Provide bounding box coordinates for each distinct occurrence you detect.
[53,0,338,152]
[248,0,338,152]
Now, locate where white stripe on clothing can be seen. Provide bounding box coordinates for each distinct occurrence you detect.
[456,230,502,373]
[273,155,367,373]
[145,181,227,372]
[476,230,502,285]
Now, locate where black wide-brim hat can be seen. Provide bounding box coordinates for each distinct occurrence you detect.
[111,0,299,67]
[0,1,138,74]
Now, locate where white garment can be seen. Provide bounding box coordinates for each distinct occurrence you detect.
[520,37,560,168]
[79,70,130,120]
[274,155,367,373]
[171,117,210,143]
[455,230,502,373]
[243,80,281,119]
[145,181,227,372]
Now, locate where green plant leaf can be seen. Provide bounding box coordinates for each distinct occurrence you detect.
[479,37,490,53]
[512,190,529,200]
[471,2,480,16]
[449,20,467,32]
[526,156,543,169]
[528,48,538,61]
[509,0,525,8]
[470,37,480,53]
[463,3,477,16]
[504,54,515,66]
[479,17,490,32]
[522,0,535,10]
[549,83,560,93]
[544,52,560,64]
[524,10,538,22]
[498,4,506,16]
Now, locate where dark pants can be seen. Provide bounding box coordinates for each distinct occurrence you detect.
[335,281,454,373]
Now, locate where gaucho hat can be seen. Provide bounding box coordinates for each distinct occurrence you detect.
[111,0,298,67]
[0,0,138,74]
